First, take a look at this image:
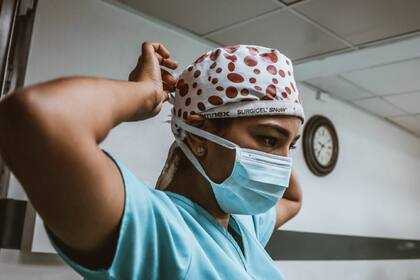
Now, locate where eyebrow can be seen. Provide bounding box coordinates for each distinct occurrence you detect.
[258,123,301,142]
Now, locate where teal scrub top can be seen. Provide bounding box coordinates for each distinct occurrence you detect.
[46,149,286,280]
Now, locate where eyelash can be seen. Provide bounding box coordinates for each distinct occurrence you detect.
[258,135,297,150]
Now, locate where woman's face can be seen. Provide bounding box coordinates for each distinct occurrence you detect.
[194,115,302,183]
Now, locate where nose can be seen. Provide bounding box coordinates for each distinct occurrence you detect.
[276,146,290,158]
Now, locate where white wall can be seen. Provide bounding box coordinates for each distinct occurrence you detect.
[277,84,420,280]
[286,84,420,240]
[2,0,420,279]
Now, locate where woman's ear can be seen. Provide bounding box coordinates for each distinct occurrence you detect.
[185,114,207,157]
[185,132,207,157]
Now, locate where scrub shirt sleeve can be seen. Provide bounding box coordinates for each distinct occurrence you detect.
[44,149,192,280]
[252,205,277,247]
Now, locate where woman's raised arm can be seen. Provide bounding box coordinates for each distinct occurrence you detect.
[0,42,177,268]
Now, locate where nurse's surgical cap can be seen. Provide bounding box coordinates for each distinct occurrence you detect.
[172,45,305,123]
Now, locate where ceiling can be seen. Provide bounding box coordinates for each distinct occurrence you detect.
[301,35,420,137]
[117,0,420,61]
[114,0,420,137]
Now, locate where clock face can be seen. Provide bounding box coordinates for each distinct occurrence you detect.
[303,115,339,176]
[313,126,334,166]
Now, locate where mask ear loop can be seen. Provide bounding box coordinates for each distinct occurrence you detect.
[173,136,213,183]
[173,117,238,150]
[171,116,239,185]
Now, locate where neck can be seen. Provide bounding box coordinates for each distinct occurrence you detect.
[165,164,230,229]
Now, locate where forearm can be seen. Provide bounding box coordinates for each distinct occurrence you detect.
[0,76,153,202]
[0,42,176,264]
[2,77,154,141]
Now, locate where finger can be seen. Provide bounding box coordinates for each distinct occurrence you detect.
[151,53,177,69]
[161,69,177,86]
[141,42,178,70]
[142,41,170,60]
[163,82,176,93]
[138,51,164,65]
[161,58,178,70]
[140,51,170,68]
[186,114,205,124]
[152,42,171,59]
[129,53,165,81]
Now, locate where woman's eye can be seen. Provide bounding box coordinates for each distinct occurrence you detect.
[289,144,297,150]
[260,136,278,147]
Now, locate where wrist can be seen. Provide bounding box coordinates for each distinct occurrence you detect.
[112,80,162,123]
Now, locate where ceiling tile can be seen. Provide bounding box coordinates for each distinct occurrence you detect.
[352,97,406,117]
[384,91,420,114]
[306,75,374,100]
[342,58,420,95]
[388,115,420,135]
[207,9,348,60]
[295,0,420,45]
[117,0,279,35]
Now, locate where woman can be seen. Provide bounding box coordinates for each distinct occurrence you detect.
[0,42,304,279]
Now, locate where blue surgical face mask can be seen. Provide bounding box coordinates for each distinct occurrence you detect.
[171,117,293,215]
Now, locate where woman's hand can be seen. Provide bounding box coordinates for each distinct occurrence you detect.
[275,169,303,230]
[128,42,178,121]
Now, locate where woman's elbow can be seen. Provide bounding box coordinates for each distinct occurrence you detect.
[0,89,46,155]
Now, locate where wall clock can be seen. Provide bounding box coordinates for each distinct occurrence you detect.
[303,115,339,176]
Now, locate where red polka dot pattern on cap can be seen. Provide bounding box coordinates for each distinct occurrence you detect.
[266,84,277,98]
[227,73,244,83]
[260,52,278,63]
[266,65,277,75]
[173,45,304,123]
[246,46,259,55]
[244,56,258,67]
[224,45,240,53]
[226,87,238,98]
[228,62,235,72]
[197,102,206,111]
[224,53,237,62]
[210,49,221,61]
[279,70,286,78]
[208,96,224,105]
[177,79,189,97]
